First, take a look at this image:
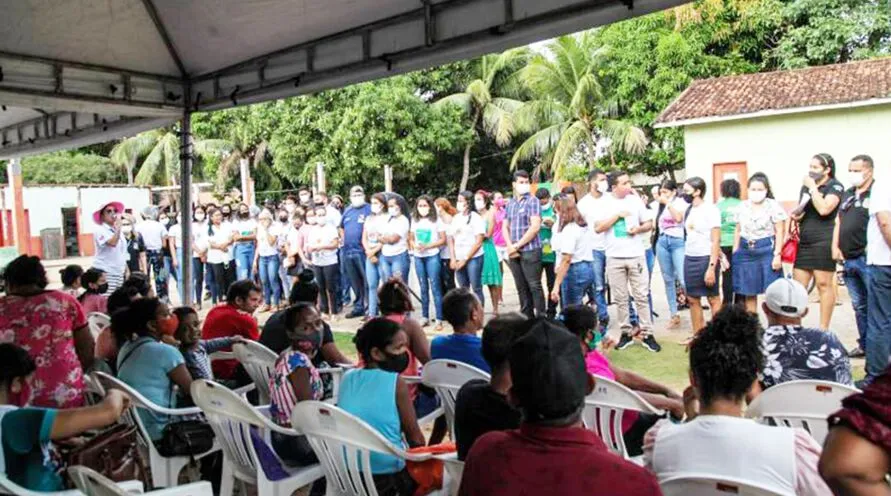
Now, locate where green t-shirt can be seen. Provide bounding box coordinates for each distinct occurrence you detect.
[540,204,556,263]
[0,406,63,492]
[717,198,742,248]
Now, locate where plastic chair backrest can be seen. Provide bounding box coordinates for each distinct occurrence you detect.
[745,380,859,445]
[233,342,278,404]
[443,458,465,496]
[87,312,110,340]
[660,475,787,496]
[291,401,415,496]
[582,376,662,459]
[0,473,83,495]
[421,360,490,438]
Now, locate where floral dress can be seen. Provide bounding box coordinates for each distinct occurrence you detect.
[762,325,853,388]
[268,348,323,426]
[0,291,88,408]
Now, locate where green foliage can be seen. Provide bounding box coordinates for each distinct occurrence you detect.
[19,151,125,184]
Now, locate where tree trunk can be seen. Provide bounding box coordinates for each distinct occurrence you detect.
[127,157,135,185]
[459,110,481,193]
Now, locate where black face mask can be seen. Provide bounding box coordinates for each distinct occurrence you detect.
[681,193,694,204]
[96,283,109,294]
[379,351,410,374]
[239,212,250,220]
[221,211,231,218]
[291,330,322,356]
[278,215,288,222]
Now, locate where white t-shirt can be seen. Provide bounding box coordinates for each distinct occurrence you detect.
[868,179,891,266]
[309,224,339,266]
[363,214,386,248]
[168,222,207,255]
[257,223,282,257]
[380,215,410,257]
[597,194,649,259]
[206,223,235,264]
[136,219,168,250]
[411,218,445,258]
[439,218,452,260]
[658,197,689,239]
[556,222,594,263]
[450,212,485,260]
[326,205,343,228]
[231,218,258,243]
[684,202,722,257]
[577,193,607,251]
[93,223,128,273]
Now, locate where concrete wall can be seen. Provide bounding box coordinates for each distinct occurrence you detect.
[22,187,79,236]
[683,104,891,203]
[78,187,152,234]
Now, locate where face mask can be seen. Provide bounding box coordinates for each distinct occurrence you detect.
[222,211,231,218]
[681,193,694,204]
[457,202,468,214]
[494,198,505,208]
[159,217,169,225]
[157,315,179,337]
[596,180,609,194]
[350,196,365,207]
[307,217,317,225]
[850,172,866,188]
[516,183,531,195]
[808,171,824,181]
[194,213,205,222]
[417,206,430,217]
[96,283,109,294]
[122,226,133,234]
[379,351,410,373]
[278,214,289,222]
[388,207,399,217]
[541,201,552,210]
[748,190,767,203]
[474,199,486,211]
[371,203,383,215]
[239,211,250,220]
[292,330,322,356]
[285,204,296,213]
[299,195,311,204]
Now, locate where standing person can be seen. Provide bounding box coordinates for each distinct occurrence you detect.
[435,197,458,297]
[535,188,558,318]
[450,191,486,306]
[92,201,128,294]
[491,192,508,285]
[628,189,657,329]
[167,212,198,305]
[314,191,343,228]
[833,155,875,358]
[865,169,891,385]
[732,173,788,313]
[298,188,313,208]
[231,202,258,281]
[307,203,342,319]
[159,211,177,294]
[206,207,235,304]
[595,172,659,352]
[378,196,411,284]
[253,209,284,313]
[502,170,545,318]
[341,186,371,319]
[792,153,844,330]
[202,280,262,381]
[136,206,169,300]
[717,179,742,305]
[577,169,611,329]
[550,194,594,308]
[276,207,295,294]
[653,179,688,329]
[475,190,504,316]
[189,206,209,309]
[410,195,446,329]
[682,177,723,338]
[363,194,388,319]
[121,215,147,276]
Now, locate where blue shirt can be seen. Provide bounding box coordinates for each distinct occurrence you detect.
[0,406,63,492]
[117,337,185,440]
[430,334,490,373]
[338,369,404,474]
[506,193,542,252]
[341,204,371,253]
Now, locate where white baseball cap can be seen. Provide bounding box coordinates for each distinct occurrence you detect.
[765,278,809,318]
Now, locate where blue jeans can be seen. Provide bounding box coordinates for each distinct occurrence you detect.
[656,234,686,316]
[630,247,656,326]
[456,256,485,307]
[278,254,292,298]
[865,265,891,382]
[587,250,609,324]
[366,258,381,317]
[342,251,367,315]
[258,255,283,306]
[380,252,410,284]
[561,261,595,307]
[843,256,870,349]
[414,254,443,321]
[234,243,255,281]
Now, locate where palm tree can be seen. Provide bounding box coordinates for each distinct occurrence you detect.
[434,48,528,191]
[510,33,648,179]
[110,129,235,187]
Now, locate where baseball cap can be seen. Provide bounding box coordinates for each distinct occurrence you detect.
[350,186,364,195]
[509,318,590,422]
[765,278,808,318]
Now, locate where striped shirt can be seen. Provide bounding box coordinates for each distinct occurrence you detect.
[268,348,323,426]
[506,193,542,252]
[180,338,236,381]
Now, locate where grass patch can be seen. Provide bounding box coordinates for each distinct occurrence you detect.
[334,332,359,361]
[608,344,691,393]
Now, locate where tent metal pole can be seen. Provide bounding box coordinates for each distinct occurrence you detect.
[179,86,193,306]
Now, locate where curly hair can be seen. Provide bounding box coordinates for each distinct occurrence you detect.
[689,305,764,405]
[353,317,402,364]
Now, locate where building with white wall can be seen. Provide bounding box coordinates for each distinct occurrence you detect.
[655,58,891,206]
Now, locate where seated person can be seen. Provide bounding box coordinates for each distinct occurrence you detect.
[759,278,853,389]
[433,288,490,372]
[339,318,426,495]
[561,304,683,455]
[114,298,192,442]
[59,264,83,297]
[267,302,325,467]
[78,268,108,314]
[643,305,830,495]
[454,313,525,460]
[173,306,243,382]
[96,286,145,364]
[202,280,263,381]
[0,343,130,492]
[122,271,153,298]
[459,318,662,496]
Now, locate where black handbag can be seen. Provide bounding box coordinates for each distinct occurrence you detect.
[157,420,215,457]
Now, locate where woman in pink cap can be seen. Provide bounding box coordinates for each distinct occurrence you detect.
[92,201,127,295]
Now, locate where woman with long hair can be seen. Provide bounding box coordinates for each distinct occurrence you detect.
[435,197,458,296]
[475,190,503,315]
[379,196,411,284]
[363,193,389,318]
[206,207,235,303]
[682,177,723,338]
[410,195,446,329]
[654,179,688,329]
[306,203,341,319]
[550,194,595,308]
[253,209,284,312]
[449,191,486,306]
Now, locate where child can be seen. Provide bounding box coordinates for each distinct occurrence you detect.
[0,343,130,492]
[434,287,489,372]
[59,264,83,297]
[172,306,242,383]
[79,268,109,314]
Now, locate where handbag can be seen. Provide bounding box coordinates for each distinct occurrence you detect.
[157,420,215,457]
[781,223,800,264]
[59,423,151,489]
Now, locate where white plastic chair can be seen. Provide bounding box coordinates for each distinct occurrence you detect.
[83,371,106,406]
[93,372,219,489]
[660,475,787,496]
[421,360,491,439]
[232,341,278,404]
[87,312,111,340]
[746,379,859,445]
[208,351,235,362]
[582,376,663,460]
[0,474,83,496]
[441,454,465,496]
[69,466,209,495]
[291,401,446,496]
[190,379,324,496]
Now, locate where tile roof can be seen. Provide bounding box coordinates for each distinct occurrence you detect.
[655,57,891,126]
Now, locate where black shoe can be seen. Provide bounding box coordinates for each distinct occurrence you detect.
[346,311,364,319]
[616,333,634,350]
[848,346,866,358]
[641,335,662,353]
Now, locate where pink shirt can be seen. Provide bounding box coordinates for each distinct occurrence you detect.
[585,351,637,431]
[80,293,108,314]
[492,207,507,247]
[0,291,87,408]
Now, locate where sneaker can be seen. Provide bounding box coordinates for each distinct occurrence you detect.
[641,335,662,353]
[346,310,364,319]
[848,346,866,359]
[616,333,634,350]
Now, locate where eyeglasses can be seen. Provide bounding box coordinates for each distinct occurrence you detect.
[104,209,118,214]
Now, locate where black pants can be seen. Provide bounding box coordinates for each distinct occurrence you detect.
[191,257,205,304]
[542,260,557,318]
[440,258,456,296]
[623,412,661,457]
[312,263,342,314]
[507,249,546,318]
[720,246,736,305]
[271,431,318,467]
[209,262,235,301]
[147,249,168,299]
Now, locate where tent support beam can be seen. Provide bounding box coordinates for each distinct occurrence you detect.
[179,84,193,306]
[140,0,188,78]
[0,50,180,83]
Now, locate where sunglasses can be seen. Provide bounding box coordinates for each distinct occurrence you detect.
[104,208,118,214]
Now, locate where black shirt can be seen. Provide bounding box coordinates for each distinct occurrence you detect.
[798,178,844,245]
[259,308,334,367]
[838,184,873,260]
[125,234,146,272]
[454,379,522,461]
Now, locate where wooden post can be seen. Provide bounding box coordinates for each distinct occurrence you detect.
[239,157,252,205]
[7,158,29,255]
[316,162,326,193]
[384,165,393,192]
